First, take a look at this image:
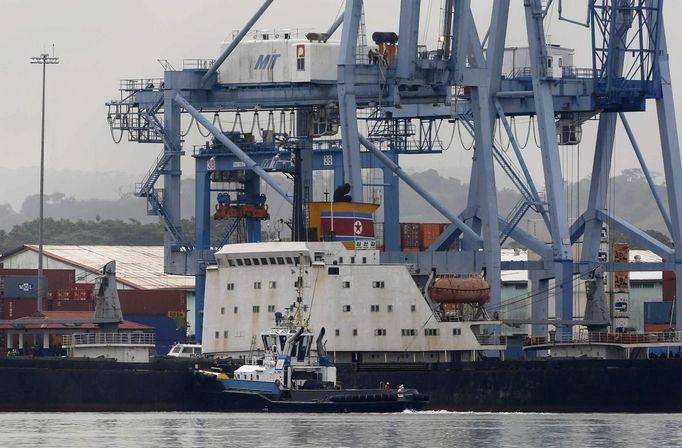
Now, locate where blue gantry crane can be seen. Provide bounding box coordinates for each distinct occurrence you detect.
[107,0,682,343]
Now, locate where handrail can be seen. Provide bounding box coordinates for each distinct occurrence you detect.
[524,331,682,346]
[62,332,155,347]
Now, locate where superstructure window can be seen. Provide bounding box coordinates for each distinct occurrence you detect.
[269,281,277,289]
[234,306,238,314]
[286,257,294,265]
[267,305,276,312]
[342,281,351,288]
[260,258,268,265]
[370,305,379,312]
[372,281,385,288]
[411,304,416,312]
[254,282,262,289]
[220,307,225,315]
[374,329,387,336]
[387,305,393,312]
[296,44,305,71]
[215,331,219,339]
[342,305,351,312]
[277,257,285,265]
[362,257,367,264]
[350,256,355,264]
[244,259,252,266]
[269,257,277,264]
[453,328,462,336]
[424,328,440,336]
[224,331,229,338]
[236,259,243,266]
[253,258,260,266]
[226,283,235,291]
[335,329,340,336]
[328,267,340,275]
[228,259,235,267]
[253,306,260,313]
[353,329,358,336]
[401,329,417,336]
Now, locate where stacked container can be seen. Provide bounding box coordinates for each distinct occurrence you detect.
[419,223,442,251]
[400,223,421,251]
[120,290,188,355]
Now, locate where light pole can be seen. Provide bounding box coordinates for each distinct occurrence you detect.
[30,53,59,313]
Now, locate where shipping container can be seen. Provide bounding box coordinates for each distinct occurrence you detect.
[663,271,675,302]
[644,301,675,325]
[119,290,187,316]
[644,323,676,332]
[419,223,443,251]
[48,284,94,301]
[0,269,74,291]
[2,299,38,320]
[47,299,94,312]
[124,314,186,355]
[400,223,421,249]
[0,276,44,299]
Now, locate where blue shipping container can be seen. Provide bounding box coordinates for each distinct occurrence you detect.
[644,301,675,324]
[125,314,186,355]
[0,276,47,299]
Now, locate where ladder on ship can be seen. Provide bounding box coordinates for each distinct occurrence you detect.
[247,335,257,359]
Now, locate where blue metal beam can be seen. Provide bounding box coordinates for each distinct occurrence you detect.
[595,209,673,259]
[200,0,274,86]
[396,0,421,80]
[619,111,673,234]
[337,0,365,202]
[525,0,573,326]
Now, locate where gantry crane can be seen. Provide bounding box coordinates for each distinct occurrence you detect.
[107,0,682,342]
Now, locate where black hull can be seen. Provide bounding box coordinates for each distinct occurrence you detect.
[0,357,681,412]
[336,358,682,413]
[0,357,197,412]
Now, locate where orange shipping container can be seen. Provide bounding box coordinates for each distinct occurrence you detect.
[419,223,443,250]
[644,323,676,332]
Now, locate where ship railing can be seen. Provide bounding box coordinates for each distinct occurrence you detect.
[183,59,216,70]
[523,331,682,347]
[475,334,506,346]
[62,332,156,347]
[119,78,164,93]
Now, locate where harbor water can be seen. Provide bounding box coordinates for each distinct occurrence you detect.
[2,412,681,447]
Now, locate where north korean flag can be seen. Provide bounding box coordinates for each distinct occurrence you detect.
[320,212,375,241]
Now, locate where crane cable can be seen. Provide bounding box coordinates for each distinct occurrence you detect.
[456,119,474,151]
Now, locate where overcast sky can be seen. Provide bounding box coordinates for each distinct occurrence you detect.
[2,0,682,198]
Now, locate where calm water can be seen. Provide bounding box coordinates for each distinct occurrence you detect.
[1,412,681,447]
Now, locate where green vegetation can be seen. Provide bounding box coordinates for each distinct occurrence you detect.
[0,218,167,254]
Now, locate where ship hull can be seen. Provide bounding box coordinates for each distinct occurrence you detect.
[0,357,681,412]
[336,358,682,412]
[0,357,197,412]
[194,389,426,413]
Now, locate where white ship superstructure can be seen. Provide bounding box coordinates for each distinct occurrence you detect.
[203,242,504,363]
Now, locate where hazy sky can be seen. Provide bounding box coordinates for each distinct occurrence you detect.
[2,0,682,198]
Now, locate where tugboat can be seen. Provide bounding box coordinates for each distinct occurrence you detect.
[194,258,428,412]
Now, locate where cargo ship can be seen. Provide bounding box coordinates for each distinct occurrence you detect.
[196,202,682,412]
[0,218,681,412]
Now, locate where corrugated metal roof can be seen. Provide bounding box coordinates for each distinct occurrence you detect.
[23,245,194,290]
[0,311,151,330]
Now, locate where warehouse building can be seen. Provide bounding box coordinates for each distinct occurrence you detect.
[0,245,196,354]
